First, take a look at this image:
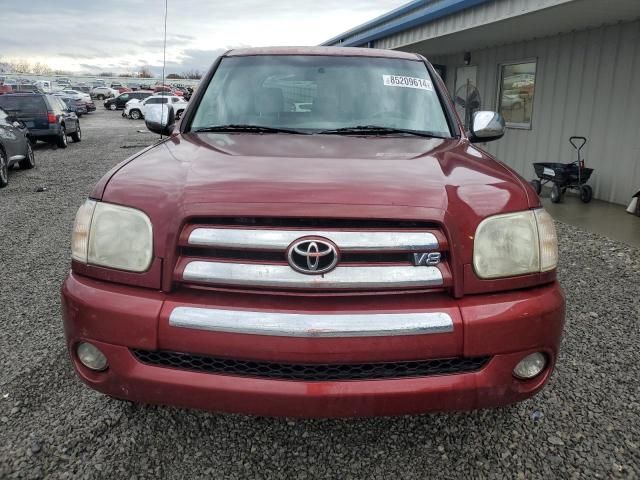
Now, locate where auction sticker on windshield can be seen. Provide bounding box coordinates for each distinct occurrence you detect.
[383,75,433,91]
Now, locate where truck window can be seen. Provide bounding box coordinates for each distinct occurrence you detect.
[191,55,451,137]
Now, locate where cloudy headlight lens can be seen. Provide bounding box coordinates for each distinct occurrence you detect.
[71,199,97,263]
[473,209,557,279]
[534,209,558,272]
[87,202,153,272]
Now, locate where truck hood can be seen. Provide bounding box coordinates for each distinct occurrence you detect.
[99,132,531,217]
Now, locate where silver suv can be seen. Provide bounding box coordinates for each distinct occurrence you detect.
[90,86,117,100]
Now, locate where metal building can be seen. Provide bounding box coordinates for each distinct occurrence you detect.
[323,0,640,205]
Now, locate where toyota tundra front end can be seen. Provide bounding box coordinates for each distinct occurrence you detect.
[61,47,564,417]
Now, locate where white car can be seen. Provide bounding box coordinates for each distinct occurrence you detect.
[35,80,53,93]
[91,86,118,100]
[124,95,188,120]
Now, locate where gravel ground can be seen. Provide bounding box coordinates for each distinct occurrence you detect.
[0,108,639,479]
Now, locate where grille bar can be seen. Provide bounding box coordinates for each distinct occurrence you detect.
[187,228,439,252]
[169,307,454,337]
[181,261,443,290]
[132,349,491,381]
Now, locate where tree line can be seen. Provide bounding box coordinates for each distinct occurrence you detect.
[0,58,202,79]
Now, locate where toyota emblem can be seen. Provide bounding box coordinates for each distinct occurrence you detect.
[286,237,339,275]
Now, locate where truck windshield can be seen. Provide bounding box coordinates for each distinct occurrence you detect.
[190,55,452,137]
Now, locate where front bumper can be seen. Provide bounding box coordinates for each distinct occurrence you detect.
[61,273,565,418]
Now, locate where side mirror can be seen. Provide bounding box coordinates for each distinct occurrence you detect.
[145,104,176,136]
[469,111,505,143]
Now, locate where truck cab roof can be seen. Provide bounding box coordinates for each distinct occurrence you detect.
[226,46,421,60]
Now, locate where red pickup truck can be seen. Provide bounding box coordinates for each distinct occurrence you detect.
[61,47,564,418]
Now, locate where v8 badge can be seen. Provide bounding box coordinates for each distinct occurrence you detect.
[412,252,441,266]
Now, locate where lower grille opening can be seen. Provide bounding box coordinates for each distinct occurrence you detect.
[132,350,490,381]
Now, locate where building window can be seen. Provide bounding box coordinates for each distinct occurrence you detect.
[497,60,537,129]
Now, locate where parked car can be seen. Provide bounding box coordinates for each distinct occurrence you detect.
[108,83,130,94]
[4,84,42,94]
[71,85,92,94]
[0,106,35,188]
[123,94,187,120]
[56,89,92,103]
[104,90,154,111]
[0,84,12,95]
[0,94,81,148]
[61,97,88,117]
[174,86,191,100]
[35,80,53,93]
[91,87,117,100]
[62,46,564,418]
[83,99,97,113]
[153,85,172,94]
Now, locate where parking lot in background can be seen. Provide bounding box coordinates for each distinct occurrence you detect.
[0,108,638,479]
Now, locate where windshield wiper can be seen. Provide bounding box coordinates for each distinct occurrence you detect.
[318,125,445,138]
[192,124,308,134]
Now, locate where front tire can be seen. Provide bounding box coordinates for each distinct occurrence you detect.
[0,149,8,188]
[57,126,68,148]
[129,109,141,120]
[550,183,562,203]
[109,104,117,111]
[19,143,35,169]
[71,124,82,143]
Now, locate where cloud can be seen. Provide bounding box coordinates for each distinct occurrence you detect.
[0,0,408,73]
[164,48,227,73]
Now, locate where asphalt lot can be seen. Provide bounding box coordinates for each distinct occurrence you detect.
[0,108,639,479]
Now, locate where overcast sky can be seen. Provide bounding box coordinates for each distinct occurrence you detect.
[0,0,408,74]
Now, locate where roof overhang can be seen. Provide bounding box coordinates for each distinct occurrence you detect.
[321,0,491,47]
[323,0,640,56]
[392,0,640,56]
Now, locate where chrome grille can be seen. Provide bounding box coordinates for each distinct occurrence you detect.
[175,218,450,292]
[188,228,438,251]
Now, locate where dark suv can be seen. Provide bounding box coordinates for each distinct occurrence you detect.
[104,91,154,111]
[0,94,81,148]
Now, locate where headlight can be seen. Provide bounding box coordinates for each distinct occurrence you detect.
[71,200,153,272]
[473,209,557,279]
[71,199,96,263]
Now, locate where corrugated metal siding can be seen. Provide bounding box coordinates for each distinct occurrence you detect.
[430,20,640,205]
[374,0,572,50]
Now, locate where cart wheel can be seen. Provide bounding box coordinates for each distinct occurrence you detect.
[551,184,562,203]
[530,179,542,195]
[580,184,593,203]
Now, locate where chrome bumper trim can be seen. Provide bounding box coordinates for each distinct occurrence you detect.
[188,228,438,252]
[182,261,443,289]
[169,307,454,337]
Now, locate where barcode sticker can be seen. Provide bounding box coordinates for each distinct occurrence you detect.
[383,75,433,91]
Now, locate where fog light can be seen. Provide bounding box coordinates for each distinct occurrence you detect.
[76,342,108,371]
[513,352,546,380]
